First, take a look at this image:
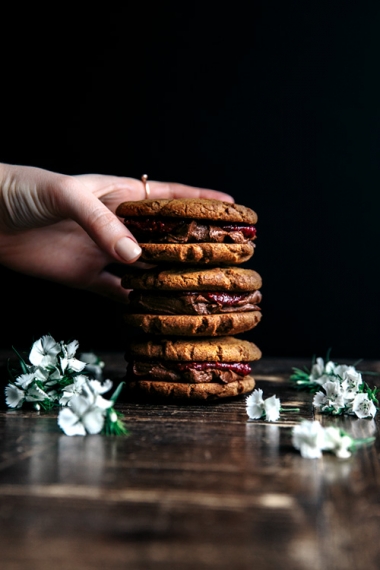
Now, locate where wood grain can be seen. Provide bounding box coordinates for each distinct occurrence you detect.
[0,353,379,569]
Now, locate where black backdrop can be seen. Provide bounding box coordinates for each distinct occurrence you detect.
[1,3,380,359]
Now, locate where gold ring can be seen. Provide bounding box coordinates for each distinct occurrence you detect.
[141,174,150,199]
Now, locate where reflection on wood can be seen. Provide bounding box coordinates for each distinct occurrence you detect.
[0,353,379,569]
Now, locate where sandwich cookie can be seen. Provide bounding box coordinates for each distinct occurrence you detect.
[125,336,261,401]
[116,198,257,265]
[122,266,262,336]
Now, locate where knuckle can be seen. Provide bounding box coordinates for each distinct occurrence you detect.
[90,206,117,231]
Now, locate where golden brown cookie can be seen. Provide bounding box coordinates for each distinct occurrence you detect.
[123,311,262,336]
[116,198,257,224]
[127,336,262,362]
[137,242,254,265]
[117,198,257,265]
[122,266,262,292]
[124,375,255,401]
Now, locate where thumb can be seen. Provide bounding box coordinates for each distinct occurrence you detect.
[59,178,142,264]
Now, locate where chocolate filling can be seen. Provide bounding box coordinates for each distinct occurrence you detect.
[128,360,252,384]
[123,217,256,244]
[127,290,262,315]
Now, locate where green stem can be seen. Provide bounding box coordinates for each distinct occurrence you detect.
[350,436,376,448]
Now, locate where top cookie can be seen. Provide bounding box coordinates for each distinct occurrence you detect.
[116,198,258,224]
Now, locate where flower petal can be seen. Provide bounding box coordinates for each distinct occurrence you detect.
[292,420,325,458]
[89,379,113,395]
[5,385,25,408]
[65,340,79,358]
[82,407,106,434]
[58,407,86,436]
[246,389,266,419]
[29,335,60,366]
[264,395,281,422]
[67,358,86,373]
[246,403,264,420]
[14,373,36,389]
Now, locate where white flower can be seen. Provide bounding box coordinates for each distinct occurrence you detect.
[24,384,51,403]
[29,335,61,367]
[58,380,113,436]
[79,352,99,364]
[325,360,337,374]
[59,374,88,406]
[313,390,327,409]
[14,373,36,390]
[60,340,86,373]
[323,381,345,411]
[352,393,377,419]
[292,420,326,458]
[322,426,353,459]
[65,340,79,358]
[246,389,265,419]
[87,379,113,395]
[79,353,105,381]
[263,395,281,422]
[309,357,325,381]
[5,384,25,408]
[83,364,104,381]
[58,395,109,436]
[81,381,113,411]
[315,374,332,387]
[58,403,87,436]
[333,364,356,380]
[341,369,363,400]
[43,367,63,388]
[313,381,345,413]
[32,367,50,382]
[60,356,86,374]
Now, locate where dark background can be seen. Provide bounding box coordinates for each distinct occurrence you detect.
[1,2,380,359]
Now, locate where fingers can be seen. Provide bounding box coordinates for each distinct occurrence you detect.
[48,172,234,266]
[74,173,235,203]
[58,178,143,265]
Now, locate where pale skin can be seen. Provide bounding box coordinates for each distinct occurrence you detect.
[0,163,234,303]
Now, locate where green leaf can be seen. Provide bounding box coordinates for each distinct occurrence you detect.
[110,381,125,403]
[12,346,29,374]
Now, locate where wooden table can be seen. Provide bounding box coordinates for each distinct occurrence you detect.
[0,353,379,570]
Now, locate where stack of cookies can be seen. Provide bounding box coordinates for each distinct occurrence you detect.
[116,198,262,402]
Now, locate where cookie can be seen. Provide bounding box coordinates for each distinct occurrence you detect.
[123,311,262,336]
[137,242,254,265]
[123,265,262,317]
[116,198,257,265]
[127,336,262,362]
[122,266,262,292]
[127,334,261,385]
[116,198,257,224]
[124,375,255,401]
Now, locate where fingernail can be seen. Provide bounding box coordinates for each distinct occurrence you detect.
[115,237,142,262]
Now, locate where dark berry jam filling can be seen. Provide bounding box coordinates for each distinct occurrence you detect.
[123,217,181,234]
[170,361,252,375]
[220,224,256,239]
[123,217,256,239]
[192,292,251,306]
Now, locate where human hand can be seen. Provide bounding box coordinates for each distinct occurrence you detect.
[0,164,234,303]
